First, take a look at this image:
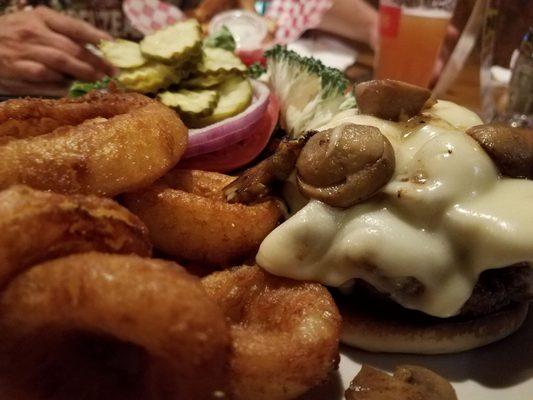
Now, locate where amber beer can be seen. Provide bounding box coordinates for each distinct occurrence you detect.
[375,1,454,87]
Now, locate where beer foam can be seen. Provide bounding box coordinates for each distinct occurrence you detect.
[402,7,451,19]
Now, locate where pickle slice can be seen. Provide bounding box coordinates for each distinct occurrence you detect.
[117,62,178,93]
[140,19,202,64]
[159,89,219,118]
[99,39,146,68]
[196,47,246,76]
[185,76,252,128]
[181,72,239,89]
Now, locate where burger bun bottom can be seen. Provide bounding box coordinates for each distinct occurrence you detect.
[339,299,529,354]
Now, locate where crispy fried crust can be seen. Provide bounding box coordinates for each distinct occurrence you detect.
[0,185,151,287]
[0,91,151,140]
[0,92,188,196]
[202,265,341,400]
[0,252,231,400]
[122,169,282,268]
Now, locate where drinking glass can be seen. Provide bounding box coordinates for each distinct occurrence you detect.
[375,0,458,87]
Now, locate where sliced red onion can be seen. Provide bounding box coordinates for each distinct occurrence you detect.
[183,80,270,159]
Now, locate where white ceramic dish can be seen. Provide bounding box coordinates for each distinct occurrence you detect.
[288,36,358,71]
[300,310,532,399]
[209,10,267,50]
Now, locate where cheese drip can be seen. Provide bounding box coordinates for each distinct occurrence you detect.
[256,101,533,317]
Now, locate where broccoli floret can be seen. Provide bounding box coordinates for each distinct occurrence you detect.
[265,45,355,137]
[247,62,267,79]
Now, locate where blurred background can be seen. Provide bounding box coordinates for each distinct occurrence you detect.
[0,0,531,125]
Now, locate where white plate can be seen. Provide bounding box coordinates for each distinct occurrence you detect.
[300,310,533,399]
[287,36,357,71]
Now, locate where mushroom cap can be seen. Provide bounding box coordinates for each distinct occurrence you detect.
[345,364,457,400]
[296,123,395,208]
[466,124,533,179]
[355,79,435,121]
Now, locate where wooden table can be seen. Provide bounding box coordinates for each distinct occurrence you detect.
[440,52,482,113]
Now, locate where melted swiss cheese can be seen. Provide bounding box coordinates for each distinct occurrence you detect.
[256,101,533,317]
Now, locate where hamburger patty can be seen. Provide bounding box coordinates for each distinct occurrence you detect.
[460,264,532,317]
[337,264,532,318]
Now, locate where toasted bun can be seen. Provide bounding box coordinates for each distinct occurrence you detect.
[339,300,529,354]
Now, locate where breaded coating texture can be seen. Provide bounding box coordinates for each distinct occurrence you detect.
[203,265,341,400]
[122,169,282,268]
[0,252,231,400]
[0,185,151,286]
[0,92,188,196]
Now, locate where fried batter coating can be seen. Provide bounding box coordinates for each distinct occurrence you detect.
[0,92,188,196]
[0,185,151,287]
[122,169,282,268]
[0,252,231,400]
[0,91,151,140]
[202,265,341,400]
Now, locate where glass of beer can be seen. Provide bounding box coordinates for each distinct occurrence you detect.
[375,0,457,87]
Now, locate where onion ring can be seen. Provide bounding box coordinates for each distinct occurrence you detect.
[0,185,151,287]
[0,91,188,196]
[122,169,282,268]
[0,252,231,400]
[0,91,150,140]
[202,265,341,400]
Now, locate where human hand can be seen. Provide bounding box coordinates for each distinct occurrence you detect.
[0,6,116,96]
[318,0,378,49]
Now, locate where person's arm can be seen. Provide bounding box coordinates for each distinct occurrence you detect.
[318,0,378,49]
[0,6,115,96]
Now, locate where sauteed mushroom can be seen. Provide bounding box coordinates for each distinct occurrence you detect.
[467,124,533,179]
[296,123,395,208]
[224,133,313,204]
[355,79,436,121]
[345,365,457,400]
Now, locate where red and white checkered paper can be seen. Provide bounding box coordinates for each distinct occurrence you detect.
[123,0,185,35]
[123,0,332,44]
[265,0,332,44]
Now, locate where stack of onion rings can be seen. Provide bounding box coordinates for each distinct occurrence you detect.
[0,91,188,196]
[0,185,340,400]
[122,169,282,268]
[0,89,343,399]
[202,265,341,400]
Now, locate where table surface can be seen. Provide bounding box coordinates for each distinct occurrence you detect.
[439,53,482,114]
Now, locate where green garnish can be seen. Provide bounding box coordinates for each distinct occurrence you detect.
[247,62,266,79]
[265,45,356,137]
[204,26,237,52]
[68,77,112,97]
